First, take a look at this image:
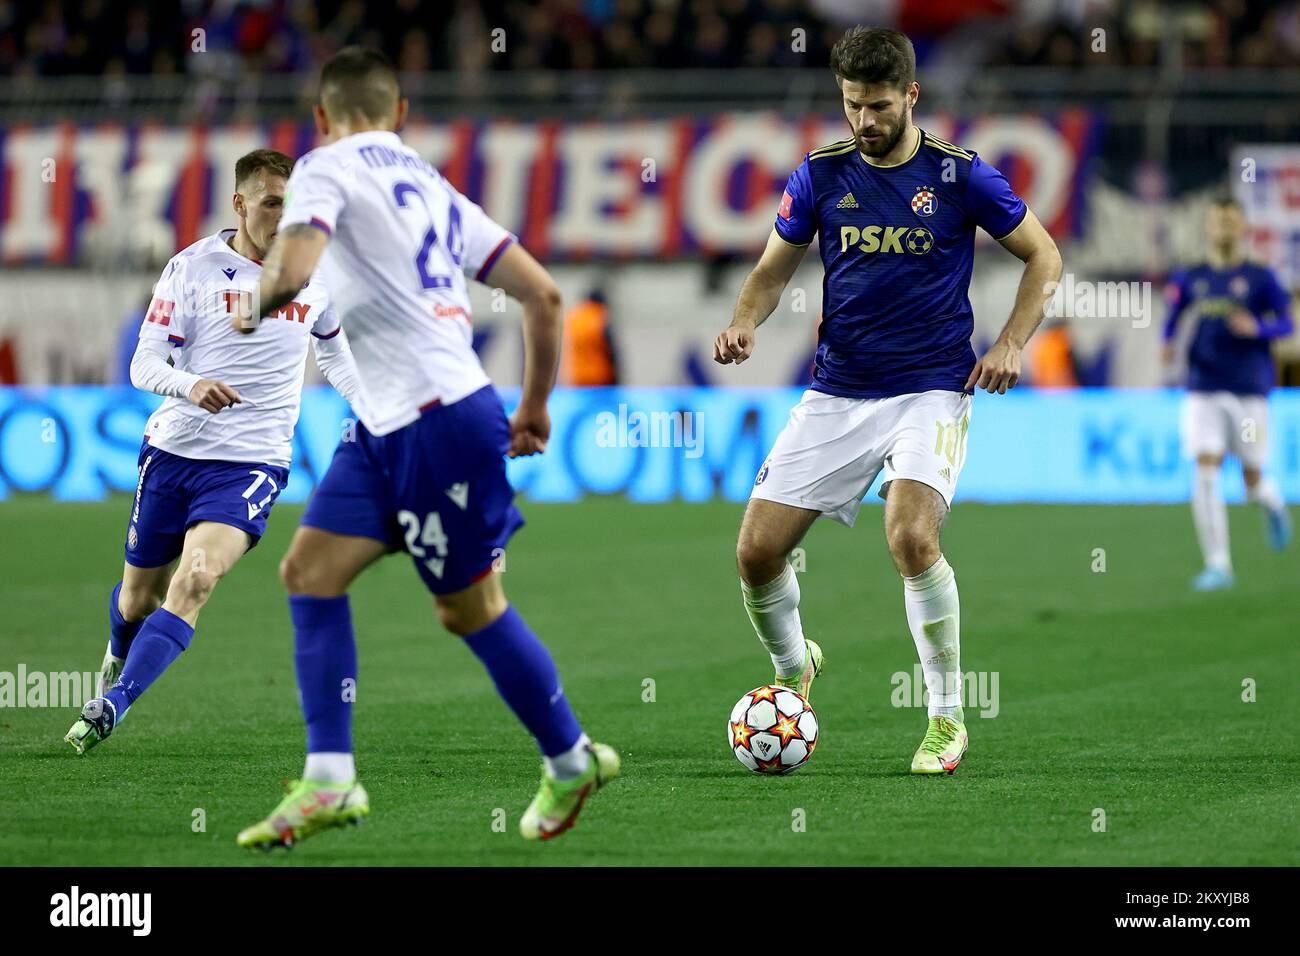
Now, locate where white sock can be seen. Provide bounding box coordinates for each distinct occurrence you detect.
[903,555,963,720]
[544,733,591,781]
[1192,464,1232,571]
[741,563,806,679]
[303,752,356,784]
[1246,476,1284,513]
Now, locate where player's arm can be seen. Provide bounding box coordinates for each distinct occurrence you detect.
[481,241,563,457]
[237,223,330,332]
[1161,273,1191,363]
[714,228,809,365]
[311,326,362,405]
[1226,271,1295,340]
[966,208,1063,394]
[136,259,240,412]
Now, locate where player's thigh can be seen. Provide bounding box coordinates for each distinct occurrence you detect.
[434,571,508,636]
[163,521,253,608]
[1182,392,1230,461]
[883,478,948,575]
[280,525,389,597]
[749,390,886,528]
[878,389,972,509]
[736,497,820,580]
[1228,395,1269,471]
[388,388,524,597]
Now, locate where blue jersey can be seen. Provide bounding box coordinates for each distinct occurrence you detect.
[1163,261,1293,396]
[775,129,1027,398]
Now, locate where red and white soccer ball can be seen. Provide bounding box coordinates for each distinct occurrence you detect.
[728,684,819,774]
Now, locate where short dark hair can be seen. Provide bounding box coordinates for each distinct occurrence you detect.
[320,46,400,122]
[235,148,293,189]
[830,26,916,90]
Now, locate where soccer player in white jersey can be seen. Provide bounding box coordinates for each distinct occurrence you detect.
[1163,196,1294,590]
[65,150,361,754]
[713,28,1062,774]
[233,49,618,849]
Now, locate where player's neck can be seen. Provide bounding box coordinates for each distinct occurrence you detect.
[861,123,919,168]
[1208,245,1244,269]
[228,227,265,265]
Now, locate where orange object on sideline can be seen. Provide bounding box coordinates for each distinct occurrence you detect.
[1030,324,1078,388]
[562,299,617,386]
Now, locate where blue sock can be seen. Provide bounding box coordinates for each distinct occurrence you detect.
[108,581,144,659]
[289,594,356,754]
[104,607,193,715]
[462,605,582,757]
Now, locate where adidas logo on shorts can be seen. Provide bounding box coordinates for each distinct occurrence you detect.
[836,192,859,209]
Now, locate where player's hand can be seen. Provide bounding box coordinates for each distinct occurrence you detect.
[508,401,550,457]
[713,324,755,365]
[965,339,1022,395]
[188,379,242,413]
[1226,310,1260,338]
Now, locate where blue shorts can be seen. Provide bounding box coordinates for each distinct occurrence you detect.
[124,443,289,568]
[301,385,525,595]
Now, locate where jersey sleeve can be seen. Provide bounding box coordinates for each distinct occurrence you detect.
[450,184,516,283]
[1255,268,1295,340]
[139,255,190,347]
[966,154,1027,241]
[281,149,350,237]
[1162,271,1191,342]
[774,157,817,246]
[308,276,342,341]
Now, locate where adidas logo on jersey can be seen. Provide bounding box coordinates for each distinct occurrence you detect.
[837,192,860,209]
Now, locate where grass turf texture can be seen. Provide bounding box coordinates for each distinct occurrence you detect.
[1,496,1296,866]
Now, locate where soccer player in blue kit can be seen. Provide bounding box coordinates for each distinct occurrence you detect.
[713,27,1062,774]
[1163,196,1293,591]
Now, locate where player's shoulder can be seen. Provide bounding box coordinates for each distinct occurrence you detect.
[161,231,232,277]
[920,129,976,164]
[292,141,354,178]
[806,137,856,164]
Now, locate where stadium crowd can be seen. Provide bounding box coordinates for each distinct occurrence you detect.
[2,0,1297,78]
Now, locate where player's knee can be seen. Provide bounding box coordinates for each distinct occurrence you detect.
[736,534,783,586]
[118,585,161,621]
[169,567,221,612]
[281,551,324,596]
[887,522,939,576]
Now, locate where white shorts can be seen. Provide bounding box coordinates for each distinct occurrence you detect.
[750,389,973,527]
[1181,391,1269,470]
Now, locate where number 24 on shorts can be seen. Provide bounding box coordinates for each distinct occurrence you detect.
[398,509,450,579]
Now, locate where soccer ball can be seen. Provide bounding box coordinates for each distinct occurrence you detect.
[728,684,819,774]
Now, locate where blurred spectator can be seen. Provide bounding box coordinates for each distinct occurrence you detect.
[562,288,620,386]
[0,0,1296,77]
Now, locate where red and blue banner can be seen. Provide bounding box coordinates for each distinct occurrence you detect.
[0,111,1099,265]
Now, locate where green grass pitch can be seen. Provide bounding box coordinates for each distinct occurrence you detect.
[1,496,1296,866]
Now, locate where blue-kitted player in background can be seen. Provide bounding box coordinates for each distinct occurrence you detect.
[1163,195,1294,591]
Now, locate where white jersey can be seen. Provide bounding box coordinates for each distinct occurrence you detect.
[140,229,340,467]
[279,129,514,436]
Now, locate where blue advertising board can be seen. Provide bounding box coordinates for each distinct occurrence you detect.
[1,387,1297,505]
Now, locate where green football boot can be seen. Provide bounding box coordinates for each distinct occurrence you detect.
[95,642,125,698]
[236,777,370,850]
[64,697,119,755]
[520,742,619,841]
[910,714,969,775]
[774,639,824,701]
